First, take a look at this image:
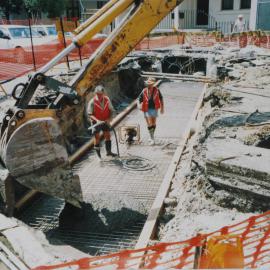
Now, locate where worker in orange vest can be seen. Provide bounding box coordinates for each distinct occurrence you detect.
[138,77,164,145]
[88,85,117,160]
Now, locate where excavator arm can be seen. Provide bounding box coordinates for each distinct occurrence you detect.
[0,0,183,207]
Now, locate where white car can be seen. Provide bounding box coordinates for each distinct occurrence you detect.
[0,25,60,63]
[32,25,58,38]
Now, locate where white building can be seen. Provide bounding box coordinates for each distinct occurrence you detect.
[250,0,270,30]
[80,0,252,34]
[176,0,251,33]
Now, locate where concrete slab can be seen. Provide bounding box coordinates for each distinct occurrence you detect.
[56,81,203,233]
[74,81,202,208]
[2,226,56,268]
[206,139,270,199]
[0,214,17,231]
[19,81,203,254]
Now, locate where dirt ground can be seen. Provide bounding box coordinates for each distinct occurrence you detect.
[159,55,270,242]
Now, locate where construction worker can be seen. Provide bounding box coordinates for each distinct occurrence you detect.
[138,77,164,145]
[88,85,117,159]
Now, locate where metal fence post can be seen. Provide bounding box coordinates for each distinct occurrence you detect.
[75,19,83,66]
[28,16,36,71]
[60,17,70,70]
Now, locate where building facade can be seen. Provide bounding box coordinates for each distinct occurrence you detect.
[177,0,251,33]
[78,0,252,34]
[250,0,270,30]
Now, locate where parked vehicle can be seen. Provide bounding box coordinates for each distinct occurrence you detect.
[32,25,58,38]
[0,25,59,64]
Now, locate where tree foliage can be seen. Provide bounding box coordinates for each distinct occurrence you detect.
[0,0,67,19]
[42,0,68,18]
[0,0,23,19]
[23,0,43,17]
[23,0,67,18]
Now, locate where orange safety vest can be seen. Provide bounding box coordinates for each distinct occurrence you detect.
[93,95,111,121]
[141,87,161,112]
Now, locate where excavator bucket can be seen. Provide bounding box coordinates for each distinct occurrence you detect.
[0,117,82,207]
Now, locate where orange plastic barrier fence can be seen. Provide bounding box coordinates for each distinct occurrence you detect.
[136,32,185,50]
[33,211,270,270]
[1,20,270,82]
[0,40,104,81]
[0,18,104,81]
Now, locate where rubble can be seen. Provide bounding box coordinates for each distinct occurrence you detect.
[0,214,88,268]
[159,52,270,242]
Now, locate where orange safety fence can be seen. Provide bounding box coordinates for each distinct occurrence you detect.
[0,18,104,82]
[33,210,270,270]
[0,39,105,81]
[1,23,270,82]
[136,31,270,50]
[136,32,185,50]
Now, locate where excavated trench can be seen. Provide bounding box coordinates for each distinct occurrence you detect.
[162,56,206,75]
[257,137,270,149]
[12,54,206,256]
[136,53,208,75]
[15,67,146,255]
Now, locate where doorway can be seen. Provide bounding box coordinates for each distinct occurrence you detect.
[197,0,209,25]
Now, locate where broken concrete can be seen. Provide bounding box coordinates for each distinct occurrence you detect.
[159,50,270,243]
[0,213,88,268]
[206,139,270,208]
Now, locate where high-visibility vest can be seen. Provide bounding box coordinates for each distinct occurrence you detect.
[93,95,111,121]
[141,87,161,112]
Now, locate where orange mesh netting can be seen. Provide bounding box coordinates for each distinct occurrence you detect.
[33,211,270,270]
[1,25,270,82]
[0,18,105,82]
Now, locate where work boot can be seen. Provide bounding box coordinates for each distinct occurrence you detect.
[105,140,117,157]
[148,126,153,139]
[94,145,102,161]
[148,126,155,145]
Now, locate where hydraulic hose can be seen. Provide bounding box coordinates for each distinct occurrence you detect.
[88,121,120,157]
[111,126,120,158]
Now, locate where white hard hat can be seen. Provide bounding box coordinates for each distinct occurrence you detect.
[238,14,243,18]
[94,85,104,93]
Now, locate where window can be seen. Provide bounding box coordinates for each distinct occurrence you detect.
[46,26,57,36]
[221,0,234,10]
[8,28,40,38]
[240,0,251,9]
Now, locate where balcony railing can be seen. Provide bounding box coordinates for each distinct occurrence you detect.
[81,8,249,35]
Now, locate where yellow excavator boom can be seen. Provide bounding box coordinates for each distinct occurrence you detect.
[0,0,183,208]
[72,0,183,96]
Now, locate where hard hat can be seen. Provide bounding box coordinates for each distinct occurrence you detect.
[145,77,156,86]
[94,85,104,93]
[238,14,243,18]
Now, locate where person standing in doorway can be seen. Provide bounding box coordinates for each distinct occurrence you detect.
[88,85,117,160]
[232,14,246,33]
[138,77,164,145]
